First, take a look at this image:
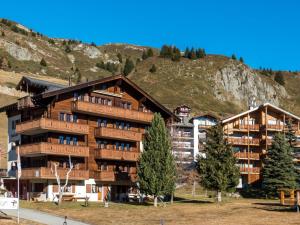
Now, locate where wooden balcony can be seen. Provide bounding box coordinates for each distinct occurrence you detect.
[233,124,260,131]
[240,167,261,174]
[91,171,137,182]
[21,167,89,180]
[227,137,260,146]
[234,152,260,160]
[266,124,284,131]
[16,118,89,135]
[94,127,142,142]
[72,100,153,124]
[19,142,89,157]
[94,148,139,161]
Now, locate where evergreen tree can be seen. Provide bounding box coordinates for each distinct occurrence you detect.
[196,48,206,58]
[285,118,296,148]
[262,133,297,197]
[189,48,197,60]
[1,31,5,37]
[123,58,134,76]
[171,47,181,61]
[147,48,154,57]
[65,45,71,53]
[231,54,237,60]
[138,113,176,207]
[274,71,285,86]
[239,57,244,63]
[40,58,47,67]
[184,47,190,58]
[149,64,157,73]
[197,124,240,202]
[142,51,148,60]
[117,53,122,63]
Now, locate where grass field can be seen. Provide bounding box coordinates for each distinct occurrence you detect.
[20,194,300,225]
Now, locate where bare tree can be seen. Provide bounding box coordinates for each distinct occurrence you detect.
[51,155,73,205]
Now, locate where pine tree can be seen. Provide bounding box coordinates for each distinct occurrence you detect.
[138,113,176,207]
[262,133,297,197]
[171,47,181,62]
[117,53,122,63]
[197,124,240,202]
[123,58,134,76]
[184,47,190,58]
[40,58,47,67]
[231,54,237,60]
[149,64,157,73]
[286,118,296,148]
[147,48,154,57]
[239,57,244,63]
[274,71,285,86]
[142,51,148,60]
[189,48,197,60]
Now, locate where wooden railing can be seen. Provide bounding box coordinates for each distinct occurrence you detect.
[240,167,261,174]
[94,148,139,161]
[21,167,89,180]
[91,171,136,182]
[227,137,260,146]
[234,152,260,160]
[72,100,153,123]
[233,124,260,131]
[19,142,89,157]
[16,118,89,135]
[266,124,284,130]
[94,127,142,142]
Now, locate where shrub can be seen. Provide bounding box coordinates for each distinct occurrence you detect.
[65,45,71,53]
[123,58,134,76]
[117,53,122,63]
[149,64,157,73]
[274,71,285,86]
[40,58,47,67]
[231,54,237,60]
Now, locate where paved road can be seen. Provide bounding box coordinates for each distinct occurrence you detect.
[2,208,90,225]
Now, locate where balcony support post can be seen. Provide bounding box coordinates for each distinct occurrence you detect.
[247,113,250,184]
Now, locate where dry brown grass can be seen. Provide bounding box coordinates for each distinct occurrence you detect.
[21,197,300,225]
[0,217,42,225]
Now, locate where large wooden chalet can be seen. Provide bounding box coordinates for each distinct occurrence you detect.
[0,75,176,201]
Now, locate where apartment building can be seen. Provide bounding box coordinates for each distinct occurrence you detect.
[222,103,300,188]
[0,75,175,201]
[170,105,194,165]
[192,114,218,159]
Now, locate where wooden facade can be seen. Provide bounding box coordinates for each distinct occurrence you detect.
[2,75,175,201]
[222,103,300,187]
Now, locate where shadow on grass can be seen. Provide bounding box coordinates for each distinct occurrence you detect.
[252,202,298,213]
[173,196,212,204]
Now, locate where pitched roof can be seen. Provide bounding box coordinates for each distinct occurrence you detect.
[33,74,177,119]
[192,113,219,120]
[222,102,300,123]
[16,76,66,92]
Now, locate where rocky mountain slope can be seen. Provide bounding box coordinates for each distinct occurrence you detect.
[0,19,299,117]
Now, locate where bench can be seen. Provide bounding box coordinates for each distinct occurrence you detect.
[73,196,89,206]
[56,194,74,202]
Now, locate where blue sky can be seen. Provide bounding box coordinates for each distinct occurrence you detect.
[2,0,299,71]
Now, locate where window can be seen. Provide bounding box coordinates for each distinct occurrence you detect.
[59,136,64,144]
[121,122,125,130]
[97,119,102,127]
[127,103,132,109]
[73,114,77,123]
[126,143,130,151]
[115,121,119,129]
[121,143,125,151]
[66,114,71,122]
[100,84,107,90]
[73,92,78,100]
[97,140,101,149]
[107,99,112,106]
[116,142,119,150]
[101,162,107,171]
[126,123,130,130]
[73,137,78,145]
[59,113,65,121]
[66,136,71,145]
[103,119,107,127]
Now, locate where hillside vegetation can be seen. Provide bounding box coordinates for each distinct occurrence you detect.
[0,18,299,118]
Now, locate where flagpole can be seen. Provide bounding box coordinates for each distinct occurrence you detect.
[17,145,20,224]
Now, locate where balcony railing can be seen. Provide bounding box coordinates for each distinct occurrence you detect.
[240,167,261,174]
[91,170,137,182]
[233,124,260,131]
[227,137,260,146]
[234,151,260,160]
[94,127,142,142]
[94,148,139,161]
[21,167,89,180]
[16,118,89,135]
[72,100,153,124]
[19,142,89,157]
[266,124,284,130]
